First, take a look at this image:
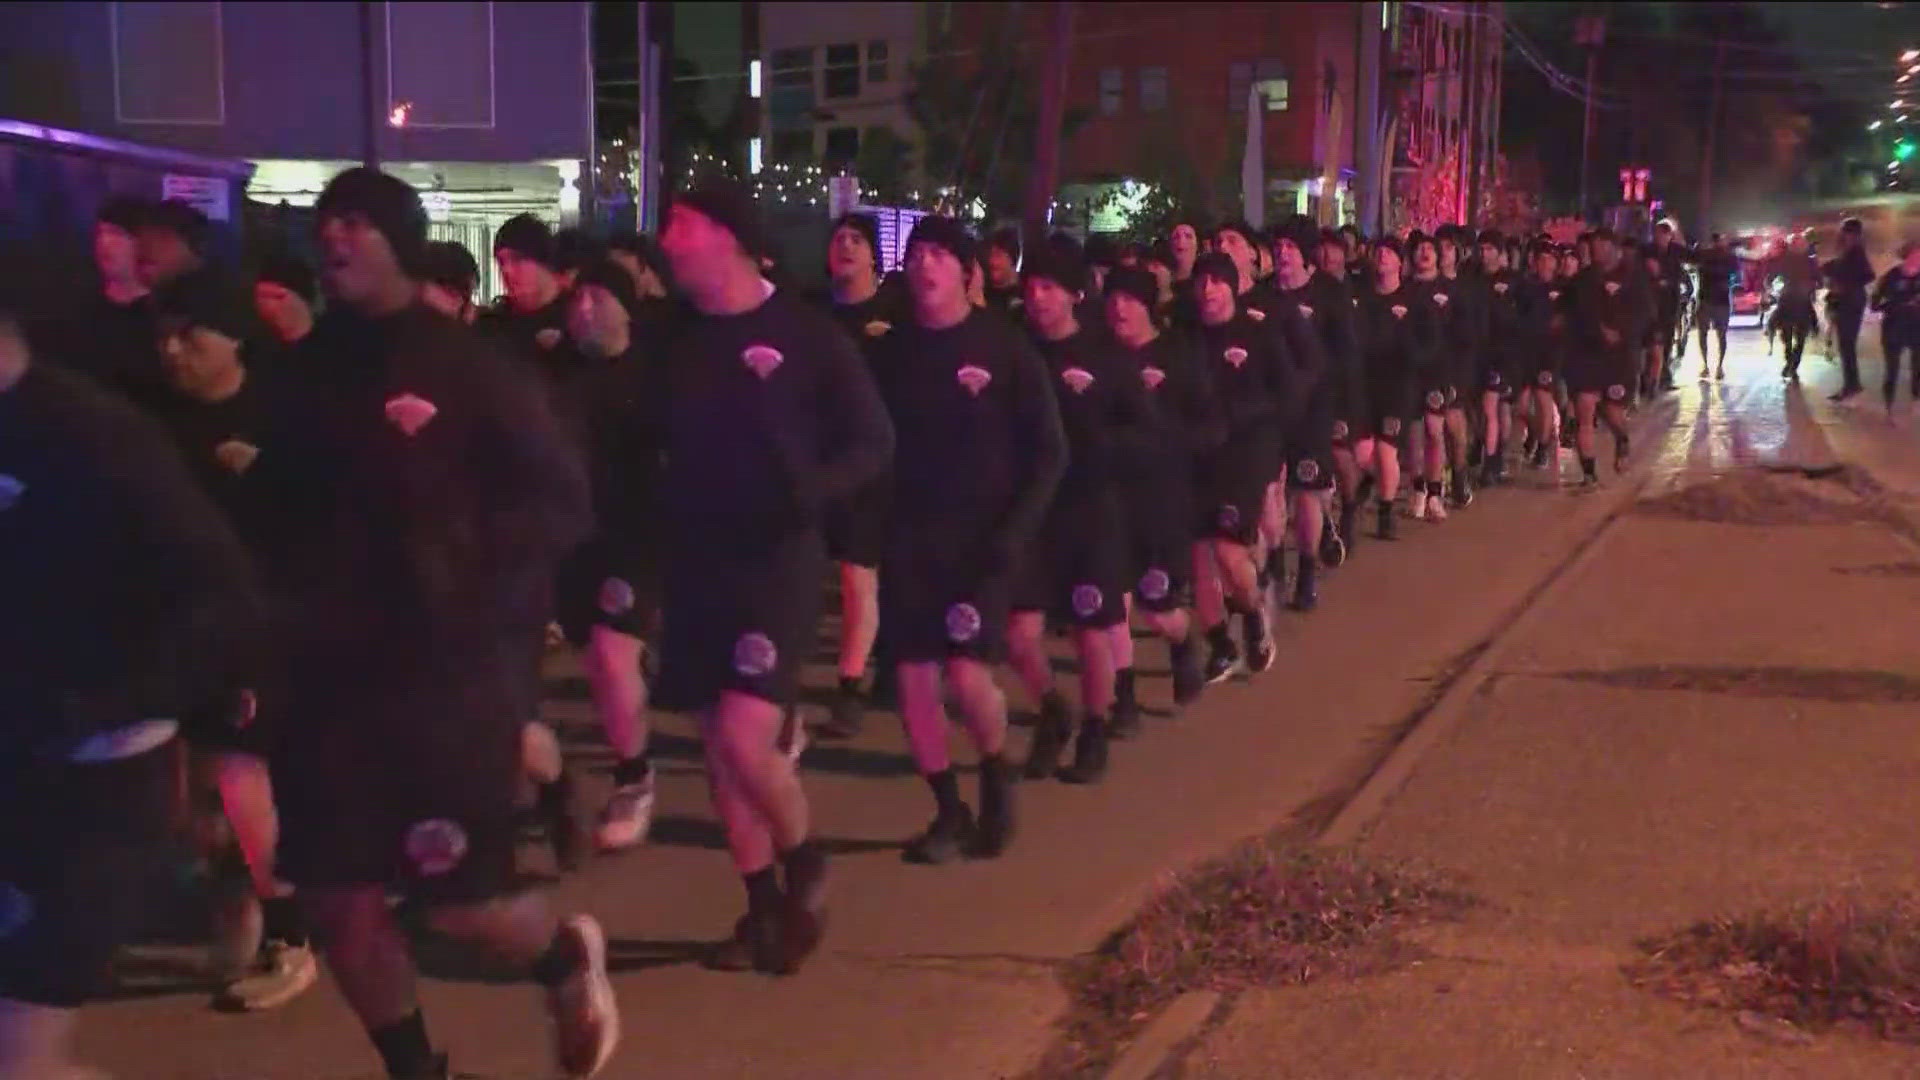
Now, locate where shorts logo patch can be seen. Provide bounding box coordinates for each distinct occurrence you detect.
[1494,281,1510,294]
[1538,370,1555,387]
[742,344,785,379]
[383,394,439,437]
[1141,366,1167,390]
[1071,583,1104,619]
[1426,389,1446,410]
[1486,371,1503,388]
[1604,280,1621,296]
[732,632,778,677]
[1548,290,1561,301]
[535,328,564,351]
[1246,307,1267,322]
[1296,458,1320,483]
[0,474,23,512]
[1297,304,1314,318]
[1391,304,1408,319]
[1217,503,1241,530]
[1331,420,1349,441]
[0,883,33,939]
[1223,346,1249,369]
[598,576,635,616]
[1138,567,1171,602]
[214,439,260,474]
[1607,383,1628,401]
[1433,292,1450,307]
[404,818,469,877]
[1381,416,1403,437]
[945,602,983,644]
[1061,366,1095,394]
[864,319,893,337]
[957,364,992,396]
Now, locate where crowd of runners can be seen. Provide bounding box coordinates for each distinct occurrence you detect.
[6,164,1920,1079]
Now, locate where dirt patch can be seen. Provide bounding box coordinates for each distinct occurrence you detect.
[1635,465,1893,527]
[1025,843,1472,1078]
[1550,665,1920,703]
[1627,895,1920,1045]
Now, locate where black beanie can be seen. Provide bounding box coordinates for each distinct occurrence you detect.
[1084,234,1120,271]
[673,178,770,259]
[316,167,428,275]
[494,214,559,269]
[572,256,640,315]
[140,199,214,256]
[1372,236,1407,266]
[907,215,978,270]
[1275,219,1319,261]
[1192,251,1239,292]
[97,195,153,233]
[987,226,1022,263]
[1105,265,1158,311]
[1211,221,1255,250]
[255,252,317,303]
[418,240,479,295]
[154,268,253,341]
[1021,244,1087,295]
[553,226,602,273]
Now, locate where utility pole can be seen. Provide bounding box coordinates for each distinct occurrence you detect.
[1356,1,1384,234]
[1574,13,1605,220]
[1698,36,1727,234]
[360,0,380,168]
[1024,2,1074,248]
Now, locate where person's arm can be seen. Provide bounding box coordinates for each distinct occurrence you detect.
[1174,335,1227,453]
[991,334,1067,552]
[799,321,896,512]
[471,345,595,570]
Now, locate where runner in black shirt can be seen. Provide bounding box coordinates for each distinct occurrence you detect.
[0,304,260,1076]
[1011,247,1142,781]
[811,213,905,739]
[480,214,571,362]
[251,168,617,1078]
[876,216,1062,863]
[1104,266,1215,709]
[982,227,1024,316]
[1352,239,1429,540]
[1475,230,1520,485]
[1403,234,1459,523]
[1692,233,1737,381]
[1871,241,1920,416]
[32,197,170,413]
[418,241,481,325]
[1567,228,1650,484]
[1435,226,1484,508]
[1273,221,1349,610]
[656,180,893,969]
[1515,241,1568,473]
[1769,233,1818,381]
[1316,230,1377,541]
[1825,217,1876,400]
[1647,221,1686,390]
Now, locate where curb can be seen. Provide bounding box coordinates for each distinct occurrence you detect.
[1100,990,1220,1080]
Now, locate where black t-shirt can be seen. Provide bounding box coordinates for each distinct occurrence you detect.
[1571,261,1653,356]
[875,307,1066,542]
[34,292,170,414]
[1031,325,1149,499]
[1354,284,1434,412]
[1873,266,1920,338]
[1278,270,1362,420]
[539,338,665,556]
[478,295,571,370]
[1109,330,1220,470]
[1695,249,1738,307]
[661,288,894,555]
[1197,311,1290,446]
[155,362,274,550]
[1405,275,1475,389]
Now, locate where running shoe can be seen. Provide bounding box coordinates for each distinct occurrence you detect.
[595,775,656,852]
[903,807,976,865]
[1424,495,1448,523]
[548,915,620,1078]
[1319,519,1347,568]
[216,940,318,1012]
[815,684,866,740]
[708,911,785,975]
[1406,490,1428,519]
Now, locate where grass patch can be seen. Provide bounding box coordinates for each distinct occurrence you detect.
[1028,841,1472,1078]
[1628,895,1920,1043]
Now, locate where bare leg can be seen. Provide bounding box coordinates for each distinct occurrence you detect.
[1006,611,1052,705]
[704,691,807,855]
[895,660,952,774]
[945,658,1009,757]
[582,626,647,762]
[836,564,879,682]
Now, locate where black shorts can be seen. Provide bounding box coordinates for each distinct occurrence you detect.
[1013,493,1130,629]
[178,690,265,757]
[554,537,657,648]
[1282,441,1336,492]
[881,516,1014,664]
[1480,358,1518,400]
[0,742,183,1007]
[1420,384,1453,415]
[825,476,889,570]
[1564,354,1634,400]
[1125,470,1196,613]
[657,530,824,712]
[1198,435,1275,545]
[1698,303,1731,331]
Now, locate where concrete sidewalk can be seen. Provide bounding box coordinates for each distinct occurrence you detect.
[1189,339,1920,1078]
[77,393,1674,1073]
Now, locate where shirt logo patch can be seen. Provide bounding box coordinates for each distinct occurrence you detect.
[404,818,469,877]
[946,602,983,644]
[864,320,892,337]
[0,474,23,512]
[1605,280,1621,296]
[1141,366,1167,390]
[535,328,564,350]
[957,364,992,396]
[1297,304,1314,318]
[1223,346,1249,369]
[1071,583,1105,619]
[732,632,778,677]
[214,440,259,475]
[1548,290,1561,301]
[1433,292,1450,307]
[383,394,439,437]
[1391,304,1408,319]
[1061,366,1095,394]
[742,344,785,379]
[598,577,635,616]
[1494,281,1509,294]
[1246,307,1267,322]
[1138,568,1171,602]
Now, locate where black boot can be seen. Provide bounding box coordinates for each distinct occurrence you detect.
[1023,694,1072,779]
[1450,470,1475,509]
[1203,624,1239,684]
[903,805,976,865]
[1110,668,1142,739]
[971,755,1017,858]
[1169,637,1204,708]
[1057,715,1110,784]
[1241,606,1274,674]
[1377,499,1398,541]
[1335,502,1357,563]
[1292,554,1319,612]
[816,676,866,739]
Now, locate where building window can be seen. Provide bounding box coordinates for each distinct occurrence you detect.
[824,43,861,99]
[867,40,889,83]
[769,46,815,125]
[824,125,860,166]
[772,127,814,163]
[1229,60,1288,112]
[1140,66,1169,113]
[1098,67,1123,116]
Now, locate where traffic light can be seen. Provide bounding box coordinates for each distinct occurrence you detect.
[1897,138,1917,162]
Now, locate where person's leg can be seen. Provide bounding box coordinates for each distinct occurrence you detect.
[896,659,972,862]
[1837,304,1865,396]
[1574,392,1600,483]
[1213,536,1271,674]
[1479,390,1501,483]
[1602,399,1631,470]
[1445,405,1472,507]
[1107,614,1140,737]
[1008,610,1068,777]
[1422,410,1448,520]
[581,626,655,851]
[1289,488,1326,610]
[212,749,317,1011]
[824,562,879,738]
[946,657,1017,854]
[1697,311,1712,375]
[301,885,441,1077]
[1714,311,1728,377]
[1193,538,1239,682]
[1059,625,1117,784]
[1884,333,1903,412]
